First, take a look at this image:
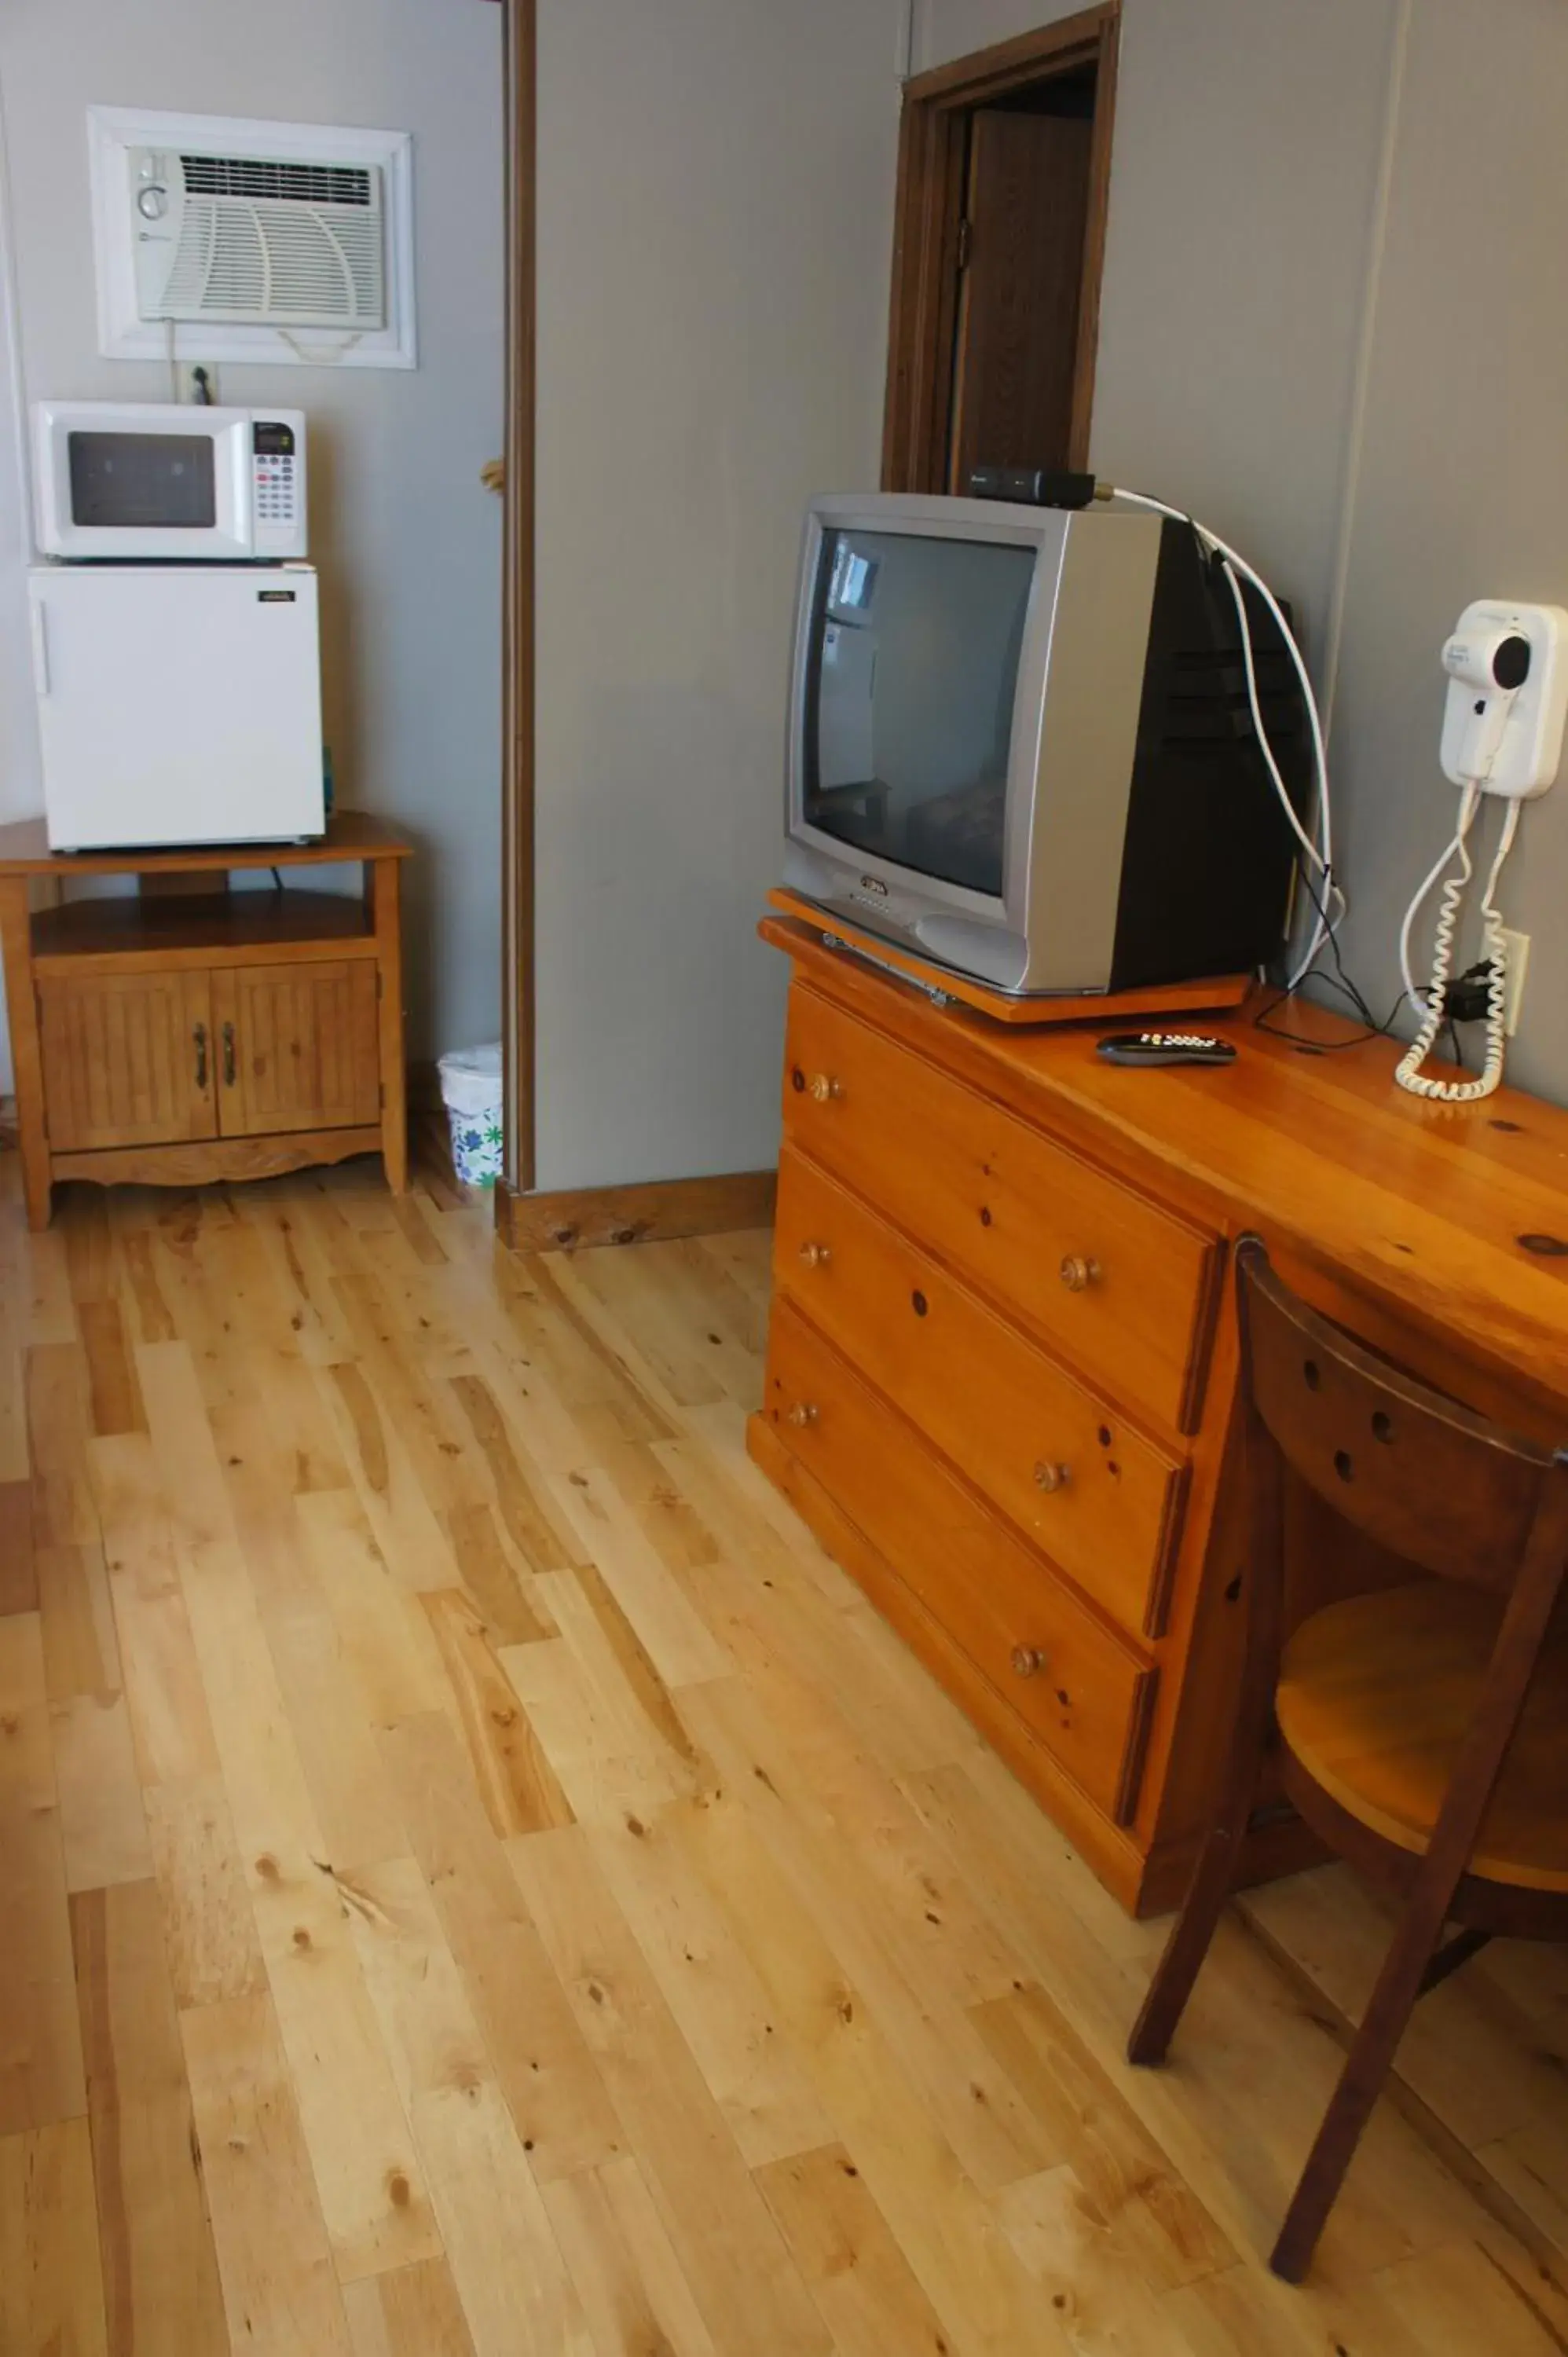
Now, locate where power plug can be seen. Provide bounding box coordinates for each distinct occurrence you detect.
[1438,961,1496,1024]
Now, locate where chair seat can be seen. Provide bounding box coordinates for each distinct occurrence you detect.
[1277,1581,1568,1893]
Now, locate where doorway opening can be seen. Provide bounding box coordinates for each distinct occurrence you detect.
[882,4,1120,493]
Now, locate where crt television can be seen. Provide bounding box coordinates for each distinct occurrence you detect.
[783,493,1311,997]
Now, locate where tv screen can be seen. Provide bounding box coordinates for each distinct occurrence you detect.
[802,527,1035,898]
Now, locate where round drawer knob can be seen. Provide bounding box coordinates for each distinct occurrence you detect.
[1011,1644,1047,1679]
[807,1072,844,1104]
[1033,1461,1071,1494]
[1059,1254,1101,1293]
[798,1241,832,1270]
[786,1401,819,1429]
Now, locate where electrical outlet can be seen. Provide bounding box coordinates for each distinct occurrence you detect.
[1499,926,1530,1035]
[179,361,219,405]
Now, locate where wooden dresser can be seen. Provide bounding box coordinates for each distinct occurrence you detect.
[750,913,1568,1915]
[0,812,410,1228]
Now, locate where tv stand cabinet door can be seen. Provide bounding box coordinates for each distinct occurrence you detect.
[212,960,381,1138]
[38,970,218,1151]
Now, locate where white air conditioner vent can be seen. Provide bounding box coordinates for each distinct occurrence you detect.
[134,146,387,331]
[89,108,416,368]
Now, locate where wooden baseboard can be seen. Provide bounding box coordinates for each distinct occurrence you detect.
[496,1167,776,1252]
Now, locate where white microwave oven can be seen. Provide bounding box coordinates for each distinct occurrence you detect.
[33,401,306,560]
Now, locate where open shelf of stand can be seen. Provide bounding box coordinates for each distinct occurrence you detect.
[30,889,376,973]
[0,811,412,1228]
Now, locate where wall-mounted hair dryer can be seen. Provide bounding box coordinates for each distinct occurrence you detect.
[1397,600,1568,1102]
[1439,604,1568,797]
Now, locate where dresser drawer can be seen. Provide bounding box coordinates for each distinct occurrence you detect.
[775,1147,1188,1637]
[782,988,1221,1431]
[764,1299,1156,1824]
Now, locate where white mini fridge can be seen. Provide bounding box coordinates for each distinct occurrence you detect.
[27,563,325,852]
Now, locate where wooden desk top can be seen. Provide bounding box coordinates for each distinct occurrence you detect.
[764,915,1568,1417]
[0,808,412,877]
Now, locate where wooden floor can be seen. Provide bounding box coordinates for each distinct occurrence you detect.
[5,1144,1568,2357]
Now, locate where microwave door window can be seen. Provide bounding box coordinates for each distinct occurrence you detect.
[67,433,217,530]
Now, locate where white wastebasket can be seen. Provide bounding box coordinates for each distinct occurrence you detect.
[438,1042,504,1188]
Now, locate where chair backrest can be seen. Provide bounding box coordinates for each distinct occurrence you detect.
[1236,1235,1557,1592]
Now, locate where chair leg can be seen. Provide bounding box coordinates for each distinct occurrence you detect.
[1127,1816,1248,2067]
[1269,1900,1442,2282]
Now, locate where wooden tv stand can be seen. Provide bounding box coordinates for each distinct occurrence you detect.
[0,812,411,1229]
[752,912,1568,1915]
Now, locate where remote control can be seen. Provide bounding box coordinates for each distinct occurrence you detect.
[1096,1031,1237,1068]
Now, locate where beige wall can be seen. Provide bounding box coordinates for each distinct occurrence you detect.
[0,0,504,1086]
[918,0,1398,648]
[532,0,903,1190]
[921,0,1568,1102]
[1325,0,1568,1100]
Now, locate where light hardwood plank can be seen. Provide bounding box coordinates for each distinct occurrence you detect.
[969,1983,1233,2290]
[0,2117,109,2357]
[681,1677,1056,2198]
[181,1989,356,2355]
[549,1462,731,1686]
[71,1879,228,2353]
[51,1690,151,1890]
[35,1541,122,1708]
[419,1585,576,1837]
[378,1709,625,2182]
[296,1486,458,1729]
[77,1299,147,1439]
[543,2156,720,2357]
[142,1772,266,2010]
[0,1475,36,1614]
[508,1821,833,2357]
[754,2139,957,2357]
[586,1802,835,2169]
[672,1776,1070,2357]
[343,2257,478,2357]
[176,1534,439,2282]
[339,1853,595,2357]
[88,1432,218,1784]
[0,1611,86,2135]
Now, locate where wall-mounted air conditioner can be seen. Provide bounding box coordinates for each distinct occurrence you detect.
[89,107,416,368]
[130,148,387,332]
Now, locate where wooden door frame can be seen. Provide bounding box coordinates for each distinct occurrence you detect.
[500,0,537,1192]
[881,3,1121,493]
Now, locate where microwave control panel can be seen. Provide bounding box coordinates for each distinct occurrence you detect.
[252,420,303,552]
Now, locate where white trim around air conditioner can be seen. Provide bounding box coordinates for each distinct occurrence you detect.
[87,105,416,369]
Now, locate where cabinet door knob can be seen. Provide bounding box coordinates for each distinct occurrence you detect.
[807,1072,843,1104]
[222,1021,236,1088]
[786,1401,819,1429]
[1059,1254,1101,1293]
[1033,1461,1070,1494]
[798,1241,832,1270]
[1011,1644,1047,1679]
[192,1023,207,1090]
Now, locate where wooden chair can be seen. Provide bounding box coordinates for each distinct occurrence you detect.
[1127,1233,1568,2282]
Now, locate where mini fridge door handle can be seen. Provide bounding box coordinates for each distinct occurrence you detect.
[29,596,49,698]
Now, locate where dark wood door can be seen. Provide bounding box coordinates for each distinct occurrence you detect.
[948,109,1094,492]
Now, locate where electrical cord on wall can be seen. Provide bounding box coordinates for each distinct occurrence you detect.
[1251,851,1405,1052]
[1392,787,1519,1102]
